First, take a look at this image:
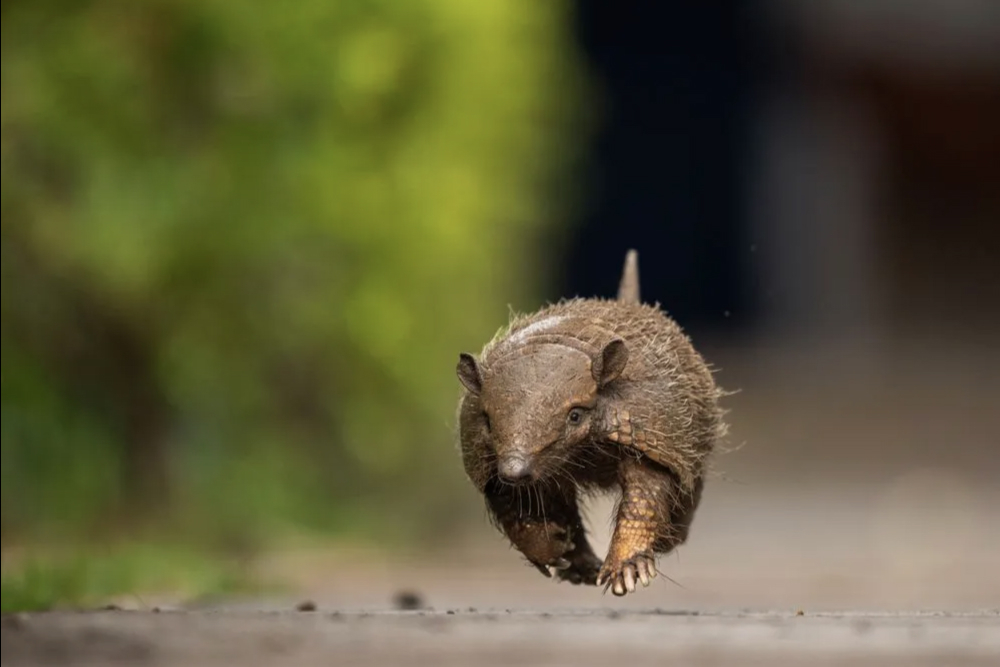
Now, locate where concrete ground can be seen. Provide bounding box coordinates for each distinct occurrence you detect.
[3,608,998,667]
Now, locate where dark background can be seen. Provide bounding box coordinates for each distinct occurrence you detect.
[562,1,757,336]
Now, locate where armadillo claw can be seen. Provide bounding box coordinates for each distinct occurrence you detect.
[597,553,657,597]
[533,557,572,579]
[556,549,601,586]
[636,558,656,586]
[533,562,553,578]
[623,565,637,593]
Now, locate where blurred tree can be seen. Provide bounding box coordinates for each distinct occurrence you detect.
[1,0,587,545]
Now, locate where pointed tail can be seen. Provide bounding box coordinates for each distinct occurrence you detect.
[617,249,640,304]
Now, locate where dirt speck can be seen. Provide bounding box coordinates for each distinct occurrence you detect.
[392,590,424,611]
[296,600,317,612]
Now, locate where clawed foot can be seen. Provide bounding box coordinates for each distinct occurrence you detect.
[553,546,602,585]
[521,525,601,586]
[514,522,574,577]
[533,550,602,585]
[596,552,657,596]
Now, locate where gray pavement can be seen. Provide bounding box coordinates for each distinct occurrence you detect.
[3,608,998,667]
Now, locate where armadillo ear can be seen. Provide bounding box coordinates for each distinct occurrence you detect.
[456,353,483,395]
[593,338,628,387]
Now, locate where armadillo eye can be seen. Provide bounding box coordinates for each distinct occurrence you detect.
[567,407,586,425]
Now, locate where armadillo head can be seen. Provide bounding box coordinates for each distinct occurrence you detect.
[456,334,628,485]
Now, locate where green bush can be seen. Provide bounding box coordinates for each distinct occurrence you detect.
[1,0,588,548]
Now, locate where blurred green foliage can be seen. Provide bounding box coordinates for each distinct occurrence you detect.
[1,0,587,552]
[2,542,274,612]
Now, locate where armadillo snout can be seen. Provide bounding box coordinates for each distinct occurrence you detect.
[497,455,533,483]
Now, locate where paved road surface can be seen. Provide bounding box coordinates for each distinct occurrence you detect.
[3,608,999,667]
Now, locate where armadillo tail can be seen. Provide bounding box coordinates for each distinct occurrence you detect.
[617,249,641,304]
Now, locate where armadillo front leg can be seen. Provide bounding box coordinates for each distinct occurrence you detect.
[598,456,692,596]
[484,480,602,585]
